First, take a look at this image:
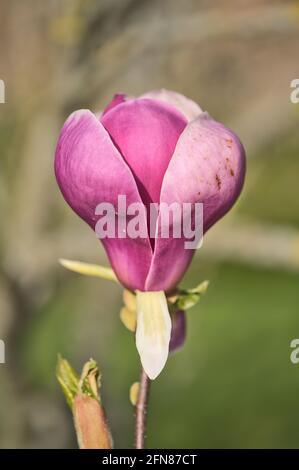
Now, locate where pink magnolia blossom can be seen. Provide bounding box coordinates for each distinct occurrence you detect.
[55,89,245,379]
[55,90,245,291]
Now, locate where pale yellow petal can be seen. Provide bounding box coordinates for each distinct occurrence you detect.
[123,289,137,312]
[120,307,137,332]
[129,382,140,406]
[135,291,171,380]
[59,259,118,282]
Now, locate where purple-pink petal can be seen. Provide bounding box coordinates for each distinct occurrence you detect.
[145,112,245,292]
[101,98,187,207]
[54,109,152,290]
[102,93,127,117]
[169,310,186,353]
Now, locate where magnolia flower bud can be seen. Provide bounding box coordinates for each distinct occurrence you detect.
[55,89,245,378]
[56,356,112,449]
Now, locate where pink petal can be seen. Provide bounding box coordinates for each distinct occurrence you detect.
[140,89,202,121]
[102,93,127,117]
[55,109,152,291]
[145,113,246,292]
[101,98,187,207]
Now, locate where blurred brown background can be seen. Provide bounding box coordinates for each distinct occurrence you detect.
[0,0,299,448]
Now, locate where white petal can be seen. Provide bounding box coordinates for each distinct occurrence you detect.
[135,291,171,380]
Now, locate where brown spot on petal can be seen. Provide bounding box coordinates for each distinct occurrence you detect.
[225,157,235,176]
[226,138,233,148]
[215,174,221,190]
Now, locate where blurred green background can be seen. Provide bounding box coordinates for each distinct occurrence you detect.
[0,0,299,449]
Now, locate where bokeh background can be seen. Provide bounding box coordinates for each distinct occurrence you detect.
[0,0,299,449]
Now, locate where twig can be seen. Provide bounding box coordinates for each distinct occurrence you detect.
[135,367,151,449]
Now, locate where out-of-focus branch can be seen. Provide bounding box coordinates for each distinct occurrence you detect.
[199,218,299,272]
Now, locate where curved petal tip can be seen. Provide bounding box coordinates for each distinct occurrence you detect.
[135,291,171,380]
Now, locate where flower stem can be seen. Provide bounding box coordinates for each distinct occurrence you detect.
[135,366,151,449]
